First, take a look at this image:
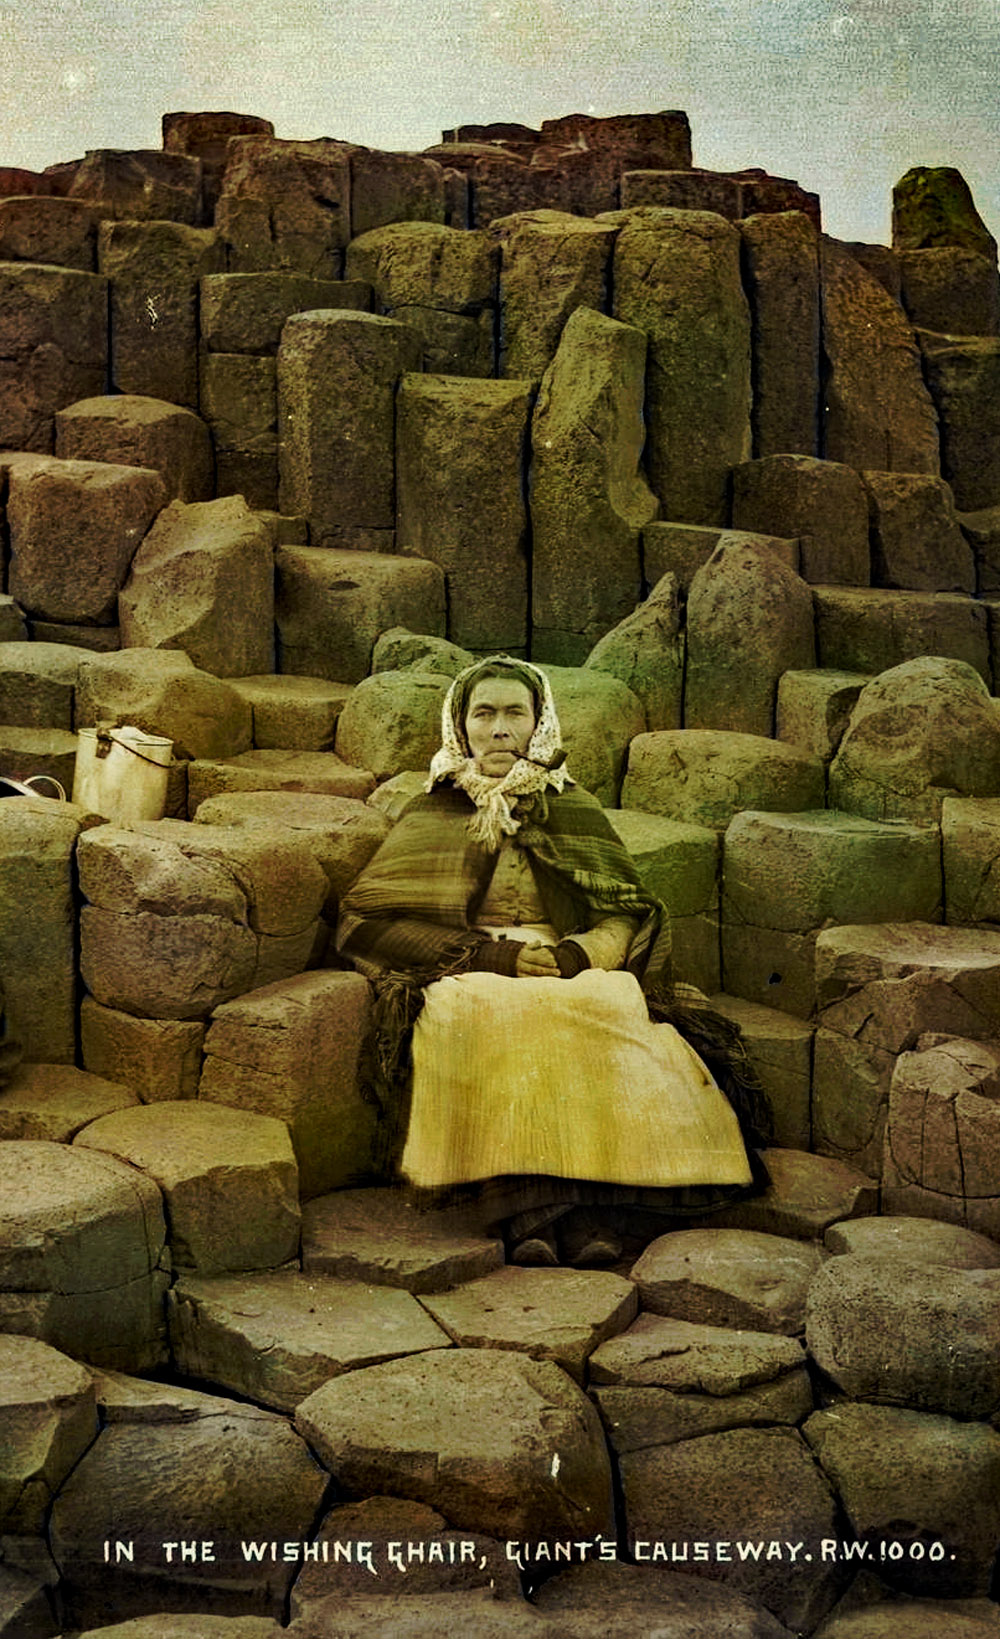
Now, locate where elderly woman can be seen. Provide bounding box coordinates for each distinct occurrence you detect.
[336,655,766,1263]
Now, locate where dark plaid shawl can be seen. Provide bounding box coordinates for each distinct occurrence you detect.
[336,781,772,1172]
[335,782,672,989]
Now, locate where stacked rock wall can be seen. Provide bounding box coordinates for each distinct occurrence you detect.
[1,113,1000,1637]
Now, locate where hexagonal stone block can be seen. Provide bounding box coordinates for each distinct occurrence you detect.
[621,732,824,831]
[804,1401,1000,1597]
[55,395,214,502]
[420,1266,637,1384]
[684,1148,877,1241]
[776,669,870,763]
[80,1001,205,1103]
[49,1376,327,1626]
[942,797,1000,924]
[533,1561,799,1639]
[882,1036,1000,1240]
[606,809,719,992]
[589,1313,811,1454]
[584,575,684,734]
[200,271,370,353]
[296,1349,614,1541]
[301,1187,504,1294]
[621,1427,840,1634]
[0,1141,167,1370]
[0,638,89,730]
[0,1334,97,1535]
[814,589,990,682]
[721,809,942,1018]
[806,1252,1000,1418]
[169,1269,451,1411]
[75,648,253,762]
[73,1102,299,1276]
[824,1215,1000,1269]
[186,750,375,810]
[0,1062,138,1141]
[0,264,107,452]
[228,675,353,752]
[275,546,446,683]
[709,996,813,1151]
[199,971,375,1199]
[99,219,224,408]
[731,453,868,585]
[630,1228,823,1335]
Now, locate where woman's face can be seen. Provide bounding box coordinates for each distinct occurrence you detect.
[464,678,536,775]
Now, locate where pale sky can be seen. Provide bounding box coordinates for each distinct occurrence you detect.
[0,0,997,247]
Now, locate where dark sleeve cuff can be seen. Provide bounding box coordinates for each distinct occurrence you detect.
[468,937,523,977]
[554,939,591,978]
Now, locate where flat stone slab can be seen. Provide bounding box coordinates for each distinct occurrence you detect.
[806,1253,1000,1419]
[0,1062,139,1141]
[74,1102,299,1277]
[0,1566,60,1639]
[824,1215,1000,1268]
[295,1348,615,1542]
[684,1148,878,1240]
[288,1495,518,1613]
[589,1312,811,1453]
[187,750,375,809]
[532,1562,796,1638]
[49,1379,327,1625]
[419,1266,638,1384]
[620,1427,840,1634]
[630,1229,823,1335]
[804,1401,1000,1598]
[301,1188,503,1294]
[169,1270,452,1412]
[69,1620,283,1638]
[0,1333,98,1535]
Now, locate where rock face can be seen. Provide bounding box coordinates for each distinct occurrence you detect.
[346,220,494,375]
[420,1266,637,1384]
[684,536,815,736]
[893,165,998,258]
[828,658,1000,823]
[396,375,532,650]
[814,587,990,680]
[530,306,658,662]
[0,1334,98,1535]
[612,208,751,524]
[216,134,354,277]
[0,799,95,1062]
[0,263,107,451]
[863,470,974,593]
[0,1140,168,1370]
[119,495,275,677]
[899,246,1000,337]
[820,235,939,475]
[7,457,167,624]
[199,970,375,1198]
[631,1229,822,1335]
[301,1187,504,1293]
[277,311,421,550]
[589,1313,811,1453]
[919,335,1000,512]
[49,1374,327,1626]
[813,922,1000,1176]
[722,809,941,1019]
[74,1101,299,1276]
[492,209,615,379]
[297,1348,615,1541]
[740,211,820,458]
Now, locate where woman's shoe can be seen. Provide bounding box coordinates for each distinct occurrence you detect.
[509,1227,560,1266]
[559,1212,622,1268]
